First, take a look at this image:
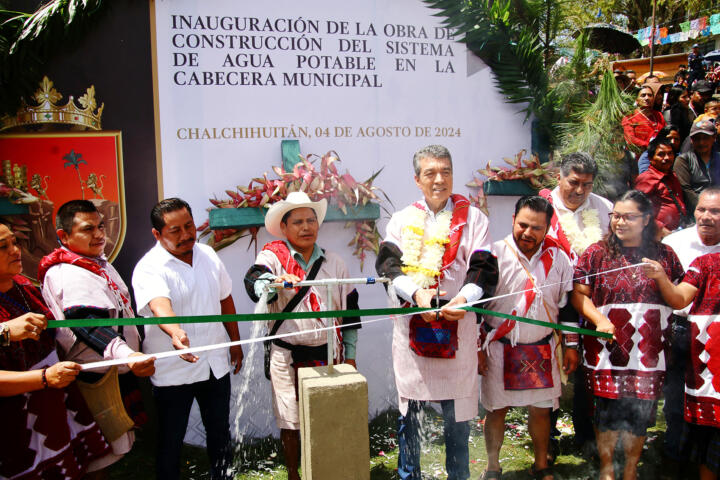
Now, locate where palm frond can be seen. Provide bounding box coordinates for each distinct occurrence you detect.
[0,0,107,115]
[424,0,565,148]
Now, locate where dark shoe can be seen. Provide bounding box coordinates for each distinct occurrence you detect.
[530,464,554,480]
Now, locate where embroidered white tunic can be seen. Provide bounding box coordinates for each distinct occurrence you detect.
[663,225,720,316]
[550,188,613,236]
[481,235,574,411]
[42,253,139,373]
[382,199,492,421]
[251,248,353,429]
[41,252,140,469]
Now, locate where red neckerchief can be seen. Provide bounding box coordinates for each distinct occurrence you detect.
[262,240,321,312]
[262,240,344,360]
[411,194,470,286]
[486,235,560,345]
[539,188,575,261]
[38,248,132,311]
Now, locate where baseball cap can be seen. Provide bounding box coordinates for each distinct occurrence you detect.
[690,119,717,137]
[692,80,714,93]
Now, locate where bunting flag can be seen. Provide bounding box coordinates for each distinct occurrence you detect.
[630,20,715,46]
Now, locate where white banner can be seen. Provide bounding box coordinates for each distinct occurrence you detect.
[151,0,530,444]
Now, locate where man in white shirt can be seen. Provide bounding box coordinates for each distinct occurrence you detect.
[661,186,720,466]
[540,152,612,454]
[132,198,243,480]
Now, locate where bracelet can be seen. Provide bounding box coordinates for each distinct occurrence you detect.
[41,368,48,389]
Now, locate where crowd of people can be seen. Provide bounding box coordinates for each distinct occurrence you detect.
[2,143,720,480]
[619,49,720,242]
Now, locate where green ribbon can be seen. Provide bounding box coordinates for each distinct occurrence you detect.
[46,305,612,339]
[465,307,612,339]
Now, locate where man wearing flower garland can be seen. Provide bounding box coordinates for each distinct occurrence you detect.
[479,195,578,480]
[540,153,612,265]
[539,152,612,453]
[244,191,361,480]
[376,144,498,480]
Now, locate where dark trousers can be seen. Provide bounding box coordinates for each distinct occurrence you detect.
[153,373,232,480]
[572,365,595,447]
[663,320,690,460]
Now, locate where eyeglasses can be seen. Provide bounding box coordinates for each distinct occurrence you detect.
[609,212,644,222]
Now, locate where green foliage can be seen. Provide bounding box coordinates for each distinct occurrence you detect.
[425,0,571,150]
[558,68,635,197]
[0,0,107,115]
[563,0,718,49]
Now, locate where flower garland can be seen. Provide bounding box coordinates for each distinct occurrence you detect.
[399,206,452,288]
[558,209,602,255]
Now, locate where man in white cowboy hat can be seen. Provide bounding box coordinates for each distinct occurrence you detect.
[375,145,498,480]
[244,191,361,480]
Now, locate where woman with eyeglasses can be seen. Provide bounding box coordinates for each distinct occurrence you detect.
[571,190,684,480]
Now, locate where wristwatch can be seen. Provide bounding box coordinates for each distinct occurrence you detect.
[0,323,9,347]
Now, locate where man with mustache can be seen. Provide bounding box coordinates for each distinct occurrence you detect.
[538,152,612,456]
[540,153,613,264]
[39,199,155,471]
[132,197,243,480]
[479,196,577,480]
[659,186,720,473]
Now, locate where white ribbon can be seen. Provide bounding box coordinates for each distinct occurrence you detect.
[78,262,648,370]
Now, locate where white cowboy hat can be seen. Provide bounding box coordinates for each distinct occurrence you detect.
[264,191,327,238]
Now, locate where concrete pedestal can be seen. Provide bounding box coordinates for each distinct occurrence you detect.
[298,363,370,480]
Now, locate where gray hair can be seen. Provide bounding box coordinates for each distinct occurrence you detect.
[413,145,452,176]
[700,185,720,200]
[559,152,598,178]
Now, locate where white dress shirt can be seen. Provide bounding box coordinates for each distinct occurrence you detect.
[132,242,232,387]
[663,226,720,316]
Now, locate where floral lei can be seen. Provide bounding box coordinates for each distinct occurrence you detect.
[399,205,452,288]
[558,208,602,255]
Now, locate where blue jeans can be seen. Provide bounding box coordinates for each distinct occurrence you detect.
[398,400,470,480]
[153,373,232,480]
